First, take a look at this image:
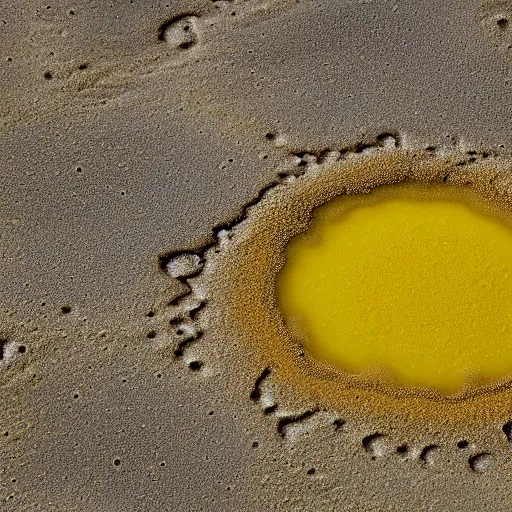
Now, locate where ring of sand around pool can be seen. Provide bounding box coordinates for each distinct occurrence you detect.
[205,149,512,427]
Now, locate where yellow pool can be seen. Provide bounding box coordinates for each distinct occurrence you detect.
[277,184,512,394]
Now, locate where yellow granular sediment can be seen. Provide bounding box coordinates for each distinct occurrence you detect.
[210,151,512,427]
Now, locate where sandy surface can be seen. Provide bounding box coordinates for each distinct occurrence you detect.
[3,0,512,510]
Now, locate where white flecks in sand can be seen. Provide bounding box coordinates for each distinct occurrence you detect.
[469,453,494,473]
[166,253,203,278]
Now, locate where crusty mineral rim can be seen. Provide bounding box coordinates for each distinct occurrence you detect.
[210,150,512,428]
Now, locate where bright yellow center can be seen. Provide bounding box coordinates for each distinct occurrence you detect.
[277,184,512,394]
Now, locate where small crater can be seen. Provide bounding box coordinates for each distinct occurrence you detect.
[188,360,203,371]
[396,444,408,456]
[497,17,509,29]
[61,305,72,314]
[113,458,121,467]
[0,339,7,360]
[44,71,53,80]
[277,410,319,438]
[0,339,23,363]
[502,421,512,440]
[457,440,469,449]
[147,331,157,339]
[479,4,512,44]
[158,15,199,50]
[469,453,493,473]
[333,419,345,431]
[376,132,400,149]
[419,445,441,465]
[362,433,390,457]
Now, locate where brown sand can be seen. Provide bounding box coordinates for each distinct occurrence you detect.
[3,0,512,510]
